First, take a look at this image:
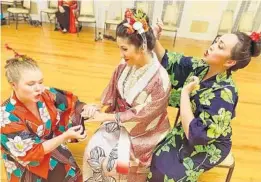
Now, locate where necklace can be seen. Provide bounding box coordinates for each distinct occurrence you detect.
[122,64,151,98]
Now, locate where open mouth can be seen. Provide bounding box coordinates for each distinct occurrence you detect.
[35,94,41,99]
[125,58,129,62]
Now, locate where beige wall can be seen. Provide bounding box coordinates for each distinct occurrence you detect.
[31,1,38,15]
[4,1,254,41]
[227,1,238,11]
[178,1,228,40]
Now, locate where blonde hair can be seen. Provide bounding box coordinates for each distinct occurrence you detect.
[5,56,39,83]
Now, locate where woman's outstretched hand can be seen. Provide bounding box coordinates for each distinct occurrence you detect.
[64,125,87,140]
[84,111,108,122]
[153,18,163,40]
[81,104,100,119]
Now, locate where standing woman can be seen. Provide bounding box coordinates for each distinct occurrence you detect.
[1,45,88,182]
[147,22,261,181]
[82,9,171,182]
[55,0,78,33]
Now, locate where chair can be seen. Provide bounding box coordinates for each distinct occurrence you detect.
[136,2,149,14]
[40,0,58,25]
[238,11,254,33]
[104,1,123,39]
[162,4,178,47]
[174,109,235,182]
[216,152,235,182]
[7,0,31,29]
[77,0,97,39]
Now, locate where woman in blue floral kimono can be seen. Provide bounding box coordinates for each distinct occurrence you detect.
[1,46,88,182]
[146,23,261,181]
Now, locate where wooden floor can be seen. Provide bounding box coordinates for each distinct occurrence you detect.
[1,23,261,182]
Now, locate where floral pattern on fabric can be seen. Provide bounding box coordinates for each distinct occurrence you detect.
[147,51,238,182]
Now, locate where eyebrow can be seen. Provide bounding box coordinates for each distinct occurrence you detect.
[27,79,43,83]
[220,40,226,48]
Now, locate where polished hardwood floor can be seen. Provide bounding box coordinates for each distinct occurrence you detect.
[1,23,261,182]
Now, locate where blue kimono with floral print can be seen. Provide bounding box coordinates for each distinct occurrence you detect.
[147,51,238,182]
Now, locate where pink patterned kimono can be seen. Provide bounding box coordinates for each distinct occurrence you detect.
[83,54,171,182]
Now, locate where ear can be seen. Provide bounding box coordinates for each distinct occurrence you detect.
[139,45,147,53]
[10,82,17,90]
[224,59,236,69]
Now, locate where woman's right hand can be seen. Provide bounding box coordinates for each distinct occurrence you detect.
[153,19,163,40]
[59,6,65,13]
[63,125,87,141]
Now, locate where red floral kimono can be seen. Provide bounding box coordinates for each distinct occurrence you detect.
[57,0,78,33]
[1,88,84,182]
[83,53,171,182]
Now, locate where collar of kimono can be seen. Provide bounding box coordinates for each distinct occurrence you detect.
[118,52,160,105]
[10,91,53,126]
[199,67,233,88]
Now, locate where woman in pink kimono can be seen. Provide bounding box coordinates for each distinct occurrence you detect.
[82,9,171,182]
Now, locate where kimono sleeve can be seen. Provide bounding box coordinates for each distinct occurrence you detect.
[47,88,85,134]
[1,104,46,164]
[161,50,195,90]
[101,64,124,112]
[188,86,238,146]
[162,51,208,108]
[1,131,47,164]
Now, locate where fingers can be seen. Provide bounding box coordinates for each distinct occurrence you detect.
[156,18,163,29]
[72,125,86,138]
[78,131,88,140]
[93,111,100,118]
[69,125,81,131]
[189,76,199,85]
[90,107,97,118]
[81,105,98,118]
[84,118,96,123]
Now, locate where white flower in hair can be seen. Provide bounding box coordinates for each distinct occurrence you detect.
[133,22,144,34]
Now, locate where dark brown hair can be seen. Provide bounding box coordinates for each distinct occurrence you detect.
[230,32,261,71]
[116,8,156,51]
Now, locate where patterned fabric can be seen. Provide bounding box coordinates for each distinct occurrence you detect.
[147,51,238,182]
[83,55,171,182]
[1,88,84,182]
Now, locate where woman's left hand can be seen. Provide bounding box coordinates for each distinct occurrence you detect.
[81,104,100,119]
[85,111,108,122]
[59,6,65,13]
[182,76,200,94]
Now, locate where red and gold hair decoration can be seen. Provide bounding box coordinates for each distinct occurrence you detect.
[250,32,261,42]
[123,8,149,35]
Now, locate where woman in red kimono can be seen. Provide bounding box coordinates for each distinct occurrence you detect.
[1,45,87,182]
[55,0,78,33]
[82,9,171,182]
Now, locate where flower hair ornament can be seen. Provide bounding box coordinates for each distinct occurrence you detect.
[250,32,261,42]
[123,9,149,50]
